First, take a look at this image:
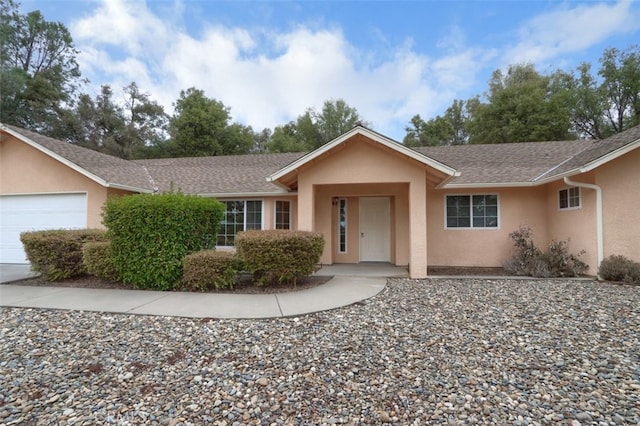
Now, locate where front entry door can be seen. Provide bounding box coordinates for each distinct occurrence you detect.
[359,197,391,262]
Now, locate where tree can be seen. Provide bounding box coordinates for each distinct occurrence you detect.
[266,99,364,152]
[63,83,169,159]
[268,122,308,153]
[313,99,362,147]
[466,64,574,144]
[554,63,610,139]
[598,46,640,132]
[168,88,253,157]
[553,45,640,139]
[403,99,470,146]
[0,2,82,133]
[120,82,169,158]
[65,85,127,153]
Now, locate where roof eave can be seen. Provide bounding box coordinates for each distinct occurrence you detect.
[2,125,154,193]
[443,181,540,189]
[1,125,111,188]
[106,182,154,193]
[267,126,459,182]
[196,191,298,198]
[579,137,640,173]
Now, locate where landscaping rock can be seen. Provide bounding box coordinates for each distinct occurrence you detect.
[0,278,638,424]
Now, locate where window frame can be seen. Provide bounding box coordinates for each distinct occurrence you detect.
[274,200,292,230]
[558,187,581,211]
[444,194,500,230]
[217,199,264,247]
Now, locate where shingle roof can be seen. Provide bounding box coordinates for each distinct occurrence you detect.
[4,123,640,193]
[2,124,156,192]
[414,140,595,185]
[538,124,640,179]
[134,153,304,194]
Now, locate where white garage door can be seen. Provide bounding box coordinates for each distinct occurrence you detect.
[0,193,87,263]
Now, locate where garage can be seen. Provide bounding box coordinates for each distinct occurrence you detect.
[0,193,87,263]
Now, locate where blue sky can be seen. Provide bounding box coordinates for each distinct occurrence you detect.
[19,0,640,140]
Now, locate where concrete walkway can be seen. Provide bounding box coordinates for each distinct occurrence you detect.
[0,264,407,319]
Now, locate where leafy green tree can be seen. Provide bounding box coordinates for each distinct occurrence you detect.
[63,83,168,159]
[252,128,272,153]
[0,1,81,132]
[554,46,640,139]
[466,64,573,144]
[267,123,308,153]
[598,46,640,132]
[120,82,169,158]
[266,99,364,152]
[404,99,470,146]
[65,85,127,154]
[168,87,253,157]
[553,63,610,139]
[313,99,362,147]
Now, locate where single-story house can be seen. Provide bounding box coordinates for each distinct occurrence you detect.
[1,122,639,278]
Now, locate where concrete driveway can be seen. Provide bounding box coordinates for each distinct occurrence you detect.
[0,264,39,283]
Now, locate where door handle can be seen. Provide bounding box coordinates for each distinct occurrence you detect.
[361,232,364,237]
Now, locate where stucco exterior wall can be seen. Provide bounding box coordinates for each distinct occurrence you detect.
[426,186,548,267]
[260,196,297,230]
[595,147,640,263]
[0,134,112,228]
[545,175,598,273]
[296,138,429,276]
[313,184,410,265]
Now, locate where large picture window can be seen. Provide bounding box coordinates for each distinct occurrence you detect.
[275,200,291,230]
[559,187,580,210]
[217,200,262,246]
[446,194,498,229]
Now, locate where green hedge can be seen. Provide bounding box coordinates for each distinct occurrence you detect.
[181,250,238,291]
[102,193,225,290]
[82,241,121,282]
[235,230,324,286]
[20,229,108,281]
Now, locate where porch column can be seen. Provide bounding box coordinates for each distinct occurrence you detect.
[409,177,427,278]
[297,180,314,231]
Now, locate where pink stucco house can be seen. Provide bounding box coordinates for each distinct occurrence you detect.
[1,123,639,278]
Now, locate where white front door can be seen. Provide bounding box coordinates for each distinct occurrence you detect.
[359,197,390,262]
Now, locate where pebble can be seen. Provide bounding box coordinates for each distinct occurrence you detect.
[0,278,638,424]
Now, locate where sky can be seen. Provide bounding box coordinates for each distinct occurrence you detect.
[18,0,640,140]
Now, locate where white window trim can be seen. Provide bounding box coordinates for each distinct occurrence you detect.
[274,199,292,230]
[558,187,581,211]
[444,193,500,230]
[338,198,348,253]
[217,199,264,247]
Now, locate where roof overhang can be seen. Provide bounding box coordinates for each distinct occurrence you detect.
[266,126,459,187]
[578,137,640,173]
[0,124,153,194]
[196,191,297,198]
[533,136,640,185]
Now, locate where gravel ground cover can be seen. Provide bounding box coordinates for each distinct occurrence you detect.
[1,278,638,425]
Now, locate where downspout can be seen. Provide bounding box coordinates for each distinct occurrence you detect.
[563,176,603,277]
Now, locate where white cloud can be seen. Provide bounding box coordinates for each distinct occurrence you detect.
[68,0,495,139]
[503,0,640,66]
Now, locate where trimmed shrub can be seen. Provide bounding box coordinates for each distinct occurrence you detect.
[504,225,588,277]
[102,193,225,290]
[20,229,108,281]
[599,255,640,284]
[82,241,121,282]
[235,230,324,286]
[181,250,238,291]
